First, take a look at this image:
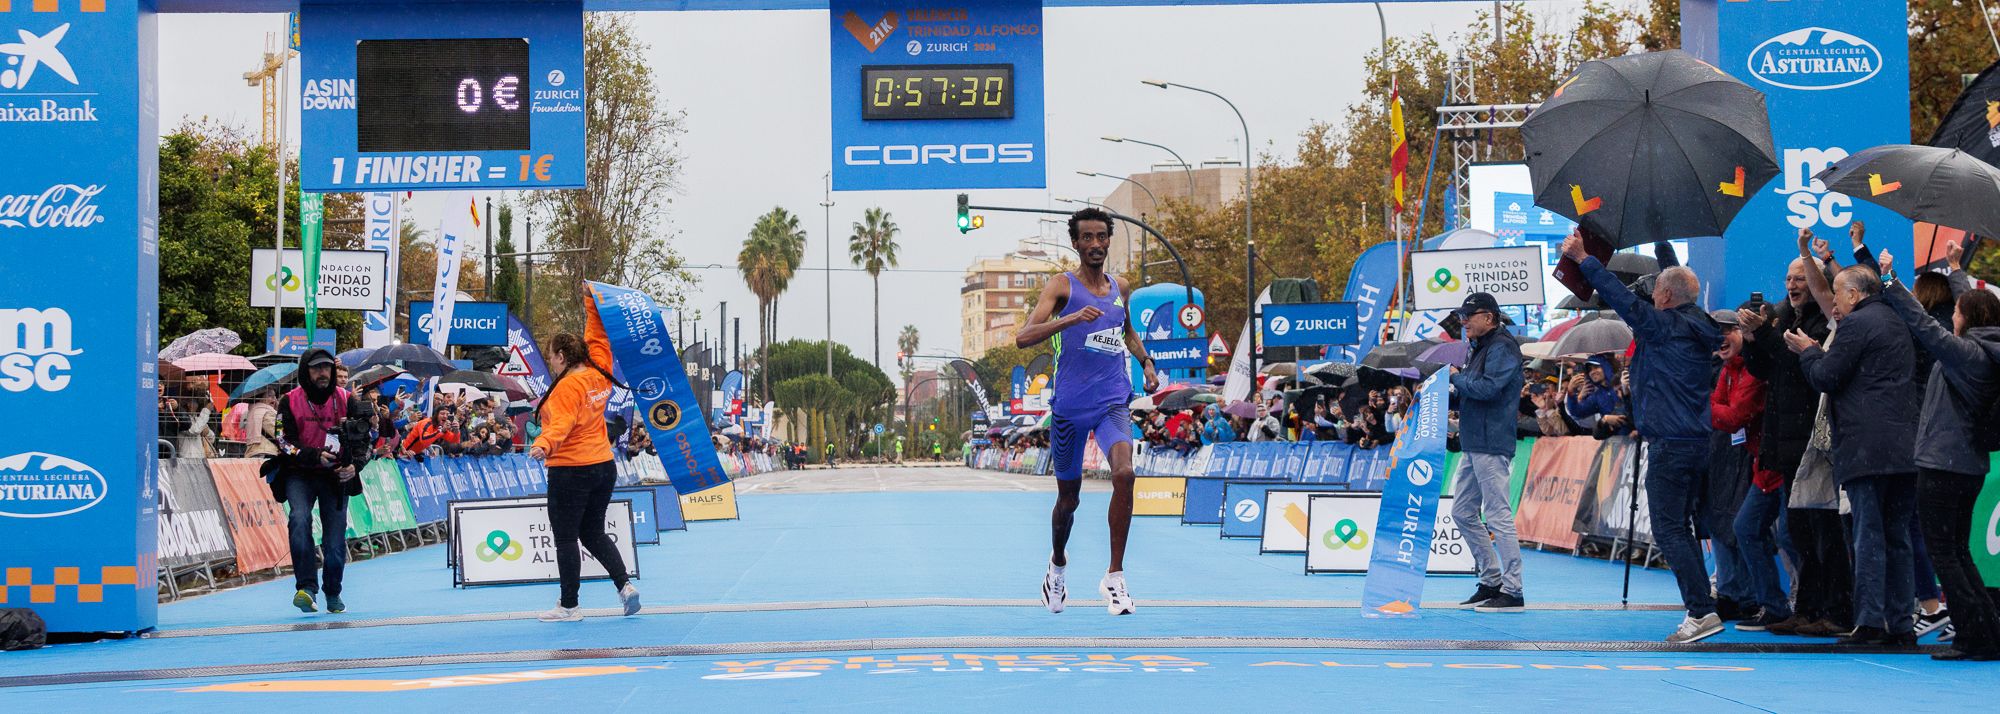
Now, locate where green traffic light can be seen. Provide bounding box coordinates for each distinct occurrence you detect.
[956,193,972,233]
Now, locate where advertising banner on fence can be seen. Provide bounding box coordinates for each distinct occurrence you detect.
[1408,246,1545,312]
[157,460,236,570]
[679,480,740,521]
[1360,371,1450,617]
[454,500,639,587]
[250,248,389,312]
[613,487,662,545]
[589,281,730,495]
[1516,436,1598,550]
[348,459,418,538]
[207,459,291,573]
[1259,488,1347,553]
[361,192,403,348]
[1307,493,1473,576]
[1132,477,1185,517]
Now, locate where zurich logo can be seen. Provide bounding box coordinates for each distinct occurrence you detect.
[1233,499,1260,522]
[1747,27,1882,91]
[1268,316,1291,336]
[906,40,921,56]
[1406,460,1434,487]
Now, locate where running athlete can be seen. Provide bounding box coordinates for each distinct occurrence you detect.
[1015,207,1159,615]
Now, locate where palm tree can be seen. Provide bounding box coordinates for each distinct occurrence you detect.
[848,207,900,370]
[896,324,920,380]
[740,208,805,401]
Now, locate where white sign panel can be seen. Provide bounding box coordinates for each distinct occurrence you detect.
[1305,493,1475,575]
[1259,488,1346,554]
[250,248,390,311]
[1409,246,1546,312]
[453,500,640,586]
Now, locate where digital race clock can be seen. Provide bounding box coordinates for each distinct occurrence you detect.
[356,38,531,152]
[861,65,1013,121]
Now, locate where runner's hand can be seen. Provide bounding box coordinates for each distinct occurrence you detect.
[1071,305,1104,325]
[1142,364,1159,393]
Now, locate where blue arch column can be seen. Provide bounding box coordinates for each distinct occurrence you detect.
[0,0,159,633]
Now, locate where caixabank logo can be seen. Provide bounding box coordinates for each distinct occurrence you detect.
[1747,27,1882,91]
[1,1,107,125]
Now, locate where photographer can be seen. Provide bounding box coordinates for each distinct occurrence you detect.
[271,348,371,614]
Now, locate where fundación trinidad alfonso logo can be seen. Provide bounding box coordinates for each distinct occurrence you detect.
[264,266,303,293]
[1747,27,1882,92]
[841,10,900,52]
[474,529,524,562]
[1425,268,1460,294]
[1324,518,1368,551]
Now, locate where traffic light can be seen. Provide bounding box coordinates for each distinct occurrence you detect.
[930,417,938,431]
[956,193,983,233]
[897,351,906,368]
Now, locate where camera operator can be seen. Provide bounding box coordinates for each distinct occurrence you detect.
[269,348,371,615]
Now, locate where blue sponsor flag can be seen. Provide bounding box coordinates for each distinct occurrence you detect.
[1337,242,1399,362]
[588,281,731,494]
[1144,300,1177,340]
[1360,371,1451,617]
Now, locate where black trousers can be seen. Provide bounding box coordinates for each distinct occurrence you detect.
[1787,507,1853,626]
[546,460,630,608]
[1919,469,2000,653]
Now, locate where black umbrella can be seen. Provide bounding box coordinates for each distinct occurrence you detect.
[440,369,510,393]
[1926,58,2000,168]
[1157,388,1202,413]
[1360,339,1439,372]
[1558,294,1607,311]
[1522,49,1779,248]
[347,364,403,390]
[357,343,455,379]
[1814,144,2000,239]
[1606,252,1660,283]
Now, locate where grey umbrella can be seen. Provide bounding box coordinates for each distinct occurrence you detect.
[357,343,455,379]
[1552,318,1635,357]
[159,328,242,362]
[1815,144,2000,238]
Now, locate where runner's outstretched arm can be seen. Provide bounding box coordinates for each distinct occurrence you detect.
[1016,276,1075,348]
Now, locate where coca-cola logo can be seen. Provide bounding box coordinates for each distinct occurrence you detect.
[0,184,105,229]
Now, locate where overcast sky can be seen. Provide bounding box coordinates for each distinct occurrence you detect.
[158,2,1626,379]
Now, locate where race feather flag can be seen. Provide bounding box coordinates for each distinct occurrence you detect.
[1360,369,1449,617]
[587,281,730,495]
[1389,78,1410,214]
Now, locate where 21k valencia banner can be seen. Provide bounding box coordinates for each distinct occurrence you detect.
[588,281,729,495]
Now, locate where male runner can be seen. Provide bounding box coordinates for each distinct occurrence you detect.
[1016,207,1160,615]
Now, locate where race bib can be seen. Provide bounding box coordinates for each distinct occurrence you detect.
[1085,326,1123,355]
[1730,429,1747,447]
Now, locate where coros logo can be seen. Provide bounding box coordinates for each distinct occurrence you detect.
[648,400,682,430]
[1232,498,1260,522]
[1268,316,1291,336]
[0,307,80,393]
[474,529,524,562]
[1324,518,1369,550]
[844,143,1034,166]
[1406,460,1435,487]
[1747,28,1882,91]
[0,452,107,518]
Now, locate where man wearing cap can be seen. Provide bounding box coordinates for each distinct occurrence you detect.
[272,348,372,614]
[1562,233,1724,643]
[1449,292,1527,613]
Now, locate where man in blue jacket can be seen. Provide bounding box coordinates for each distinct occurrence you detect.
[1449,292,1526,613]
[1561,232,1723,643]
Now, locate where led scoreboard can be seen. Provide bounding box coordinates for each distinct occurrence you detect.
[830,0,1045,191]
[300,3,585,192]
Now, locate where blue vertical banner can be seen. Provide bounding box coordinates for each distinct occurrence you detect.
[1360,371,1450,617]
[828,0,1045,190]
[588,281,730,495]
[0,2,158,633]
[1009,365,1026,412]
[1127,283,1205,384]
[360,192,401,348]
[1336,242,1399,363]
[1688,1,1910,304]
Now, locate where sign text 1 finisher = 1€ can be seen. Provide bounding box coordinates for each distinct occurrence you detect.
[326,154,555,186]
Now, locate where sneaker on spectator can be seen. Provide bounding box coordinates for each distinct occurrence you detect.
[538,606,583,623]
[1667,613,1724,644]
[326,595,346,614]
[1915,607,1951,637]
[1473,592,1525,613]
[1736,609,1788,632]
[1939,621,1956,644]
[1458,583,1501,610]
[292,589,317,614]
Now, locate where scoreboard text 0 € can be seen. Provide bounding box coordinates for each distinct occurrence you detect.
[300,2,586,192]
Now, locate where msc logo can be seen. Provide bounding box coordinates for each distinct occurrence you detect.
[648,400,682,430]
[844,143,1034,166]
[1268,316,1292,336]
[1747,28,1882,91]
[1773,147,1851,229]
[1232,498,1260,522]
[0,307,79,393]
[1406,460,1435,487]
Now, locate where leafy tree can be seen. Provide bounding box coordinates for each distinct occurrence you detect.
[491,200,523,314]
[523,13,693,336]
[740,207,807,402]
[753,339,893,453]
[848,207,900,370]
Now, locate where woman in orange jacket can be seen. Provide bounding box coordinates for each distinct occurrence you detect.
[531,285,640,622]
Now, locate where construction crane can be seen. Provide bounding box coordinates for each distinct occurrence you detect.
[242,32,289,147]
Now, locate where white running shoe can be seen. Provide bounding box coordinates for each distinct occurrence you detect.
[538,606,584,623]
[619,583,643,616]
[1100,572,1135,616]
[1042,559,1067,614]
[1666,613,1723,644]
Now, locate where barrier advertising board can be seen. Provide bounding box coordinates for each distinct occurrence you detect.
[452,500,639,587]
[1259,488,1347,554]
[1305,494,1474,575]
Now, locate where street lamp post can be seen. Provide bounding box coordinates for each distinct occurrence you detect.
[821,172,834,378]
[1079,171,1160,284]
[1100,136,1195,200]
[1143,80,1254,377]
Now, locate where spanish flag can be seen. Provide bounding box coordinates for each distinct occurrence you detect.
[469,197,482,229]
[1389,78,1409,215]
